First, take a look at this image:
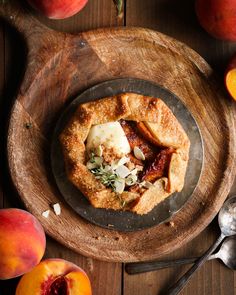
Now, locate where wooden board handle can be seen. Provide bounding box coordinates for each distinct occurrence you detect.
[0,1,48,40]
[0,0,72,93]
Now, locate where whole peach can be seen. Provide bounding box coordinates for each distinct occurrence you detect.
[195,0,236,41]
[27,0,88,19]
[16,258,92,295]
[0,208,46,280]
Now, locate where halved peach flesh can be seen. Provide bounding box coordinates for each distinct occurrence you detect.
[225,69,236,100]
[15,259,92,295]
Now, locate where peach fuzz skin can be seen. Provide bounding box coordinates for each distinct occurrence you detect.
[16,259,92,295]
[0,208,46,280]
[195,0,236,41]
[27,0,88,19]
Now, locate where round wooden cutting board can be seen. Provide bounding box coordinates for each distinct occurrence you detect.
[1,3,236,262]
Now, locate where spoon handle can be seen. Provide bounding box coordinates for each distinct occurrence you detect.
[125,257,198,274]
[166,233,225,295]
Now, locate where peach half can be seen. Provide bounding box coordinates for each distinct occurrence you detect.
[0,208,46,280]
[16,259,92,295]
[225,53,236,101]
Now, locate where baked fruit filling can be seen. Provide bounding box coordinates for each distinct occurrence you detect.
[60,93,190,215]
[85,120,174,196]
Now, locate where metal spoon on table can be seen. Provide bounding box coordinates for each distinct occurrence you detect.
[125,235,236,275]
[165,196,236,295]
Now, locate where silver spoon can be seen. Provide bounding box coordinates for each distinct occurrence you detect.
[125,235,236,274]
[166,196,236,295]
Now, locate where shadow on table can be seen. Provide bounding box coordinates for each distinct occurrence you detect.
[0,19,27,208]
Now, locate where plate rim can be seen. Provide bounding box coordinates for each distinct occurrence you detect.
[51,77,204,232]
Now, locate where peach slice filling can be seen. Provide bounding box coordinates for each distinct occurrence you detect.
[141,147,175,183]
[120,120,174,185]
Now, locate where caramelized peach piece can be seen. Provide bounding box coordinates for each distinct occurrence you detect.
[120,120,158,160]
[16,258,92,295]
[142,148,175,182]
[136,122,163,147]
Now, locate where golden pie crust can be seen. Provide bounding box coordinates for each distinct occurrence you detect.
[60,93,190,215]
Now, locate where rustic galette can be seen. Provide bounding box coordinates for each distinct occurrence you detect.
[60,93,190,215]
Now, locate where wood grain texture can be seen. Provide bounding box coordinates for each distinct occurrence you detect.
[1,1,235,262]
[1,1,236,294]
[0,2,123,295]
[125,0,236,294]
[126,0,236,73]
[124,222,236,295]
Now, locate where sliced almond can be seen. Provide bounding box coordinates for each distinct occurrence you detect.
[136,165,144,172]
[143,181,153,188]
[115,165,130,178]
[130,168,138,175]
[139,181,153,189]
[110,161,119,170]
[86,161,98,170]
[42,210,50,218]
[134,147,145,161]
[95,145,103,157]
[53,203,61,216]
[114,179,125,194]
[94,156,103,165]
[112,157,130,170]
[125,174,138,186]
[104,165,113,173]
[117,156,130,166]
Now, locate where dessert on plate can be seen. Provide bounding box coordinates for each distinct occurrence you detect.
[60,93,190,215]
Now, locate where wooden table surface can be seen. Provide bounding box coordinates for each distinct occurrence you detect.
[0,0,236,294]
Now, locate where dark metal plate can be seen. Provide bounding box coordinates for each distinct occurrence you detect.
[51,78,203,232]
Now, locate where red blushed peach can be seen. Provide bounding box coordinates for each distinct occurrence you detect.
[225,53,236,100]
[195,0,236,41]
[27,0,88,19]
[0,208,46,280]
[16,259,92,295]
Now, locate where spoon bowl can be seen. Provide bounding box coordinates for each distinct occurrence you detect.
[216,236,236,270]
[218,196,236,236]
[167,195,236,295]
